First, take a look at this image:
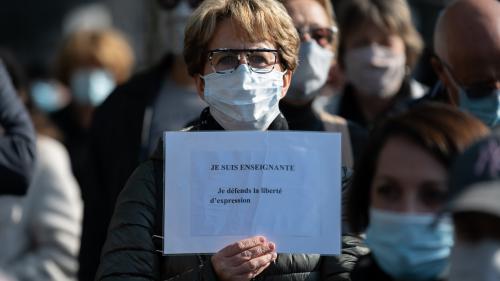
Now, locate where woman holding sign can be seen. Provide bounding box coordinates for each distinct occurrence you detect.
[95,0,353,280]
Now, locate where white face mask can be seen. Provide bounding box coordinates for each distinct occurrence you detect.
[344,44,406,98]
[70,69,116,106]
[286,40,334,102]
[449,240,500,281]
[202,64,285,130]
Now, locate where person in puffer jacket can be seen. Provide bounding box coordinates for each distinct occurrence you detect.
[96,0,366,280]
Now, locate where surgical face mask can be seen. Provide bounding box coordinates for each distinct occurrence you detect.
[449,239,500,281]
[202,64,285,130]
[30,80,68,113]
[457,87,500,128]
[70,69,115,106]
[365,208,454,281]
[286,40,334,102]
[344,44,406,98]
[164,1,192,56]
[441,61,500,127]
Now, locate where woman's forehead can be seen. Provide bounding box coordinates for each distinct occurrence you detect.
[286,0,331,27]
[207,19,276,50]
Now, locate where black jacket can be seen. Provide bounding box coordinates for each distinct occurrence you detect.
[336,79,419,162]
[79,56,173,281]
[96,109,364,281]
[279,101,325,131]
[350,254,446,281]
[0,60,36,195]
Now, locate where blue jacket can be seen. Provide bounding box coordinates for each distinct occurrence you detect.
[0,60,36,195]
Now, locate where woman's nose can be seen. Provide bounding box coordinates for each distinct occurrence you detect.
[397,193,420,214]
[237,53,249,65]
[301,32,312,42]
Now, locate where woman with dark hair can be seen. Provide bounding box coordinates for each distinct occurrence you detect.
[346,103,490,281]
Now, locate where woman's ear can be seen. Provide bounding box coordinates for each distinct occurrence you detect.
[194,75,205,100]
[281,70,293,98]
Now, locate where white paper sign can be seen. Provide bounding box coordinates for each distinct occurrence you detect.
[163,131,341,255]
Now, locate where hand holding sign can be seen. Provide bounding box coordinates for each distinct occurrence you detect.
[164,131,341,255]
[211,236,277,281]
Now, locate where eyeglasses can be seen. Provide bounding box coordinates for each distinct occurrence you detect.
[207,48,279,74]
[440,58,499,99]
[157,0,203,10]
[296,26,338,48]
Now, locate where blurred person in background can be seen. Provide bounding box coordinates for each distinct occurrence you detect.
[280,0,354,169]
[0,57,36,195]
[51,28,135,281]
[445,135,500,281]
[52,28,134,185]
[81,1,206,279]
[347,103,489,281]
[29,77,71,116]
[321,0,425,160]
[429,0,500,128]
[0,51,82,281]
[27,3,114,118]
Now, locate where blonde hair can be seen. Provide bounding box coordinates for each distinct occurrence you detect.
[56,29,135,85]
[337,0,423,69]
[183,0,300,76]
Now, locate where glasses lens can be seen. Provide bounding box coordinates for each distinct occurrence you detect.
[310,27,335,47]
[211,52,240,73]
[248,51,277,73]
[210,50,278,74]
[297,26,336,48]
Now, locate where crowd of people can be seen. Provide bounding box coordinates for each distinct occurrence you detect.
[0,0,499,280]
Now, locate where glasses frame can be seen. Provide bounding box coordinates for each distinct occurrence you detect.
[296,25,338,47]
[207,48,280,74]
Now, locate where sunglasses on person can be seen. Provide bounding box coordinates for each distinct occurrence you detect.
[296,25,338,48]
[157,0,203,10]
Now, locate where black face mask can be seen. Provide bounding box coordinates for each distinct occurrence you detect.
[157,0,203,10]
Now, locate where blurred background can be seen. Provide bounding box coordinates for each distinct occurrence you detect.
[0,0,175,76]
[0,0,452,83]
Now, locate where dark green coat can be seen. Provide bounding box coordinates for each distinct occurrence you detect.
[95,110,366,281]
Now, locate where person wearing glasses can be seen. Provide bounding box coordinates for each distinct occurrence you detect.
[319,0,425,162]
[279,0,354,169]
[430,0,500,128]
[96,0,353,280]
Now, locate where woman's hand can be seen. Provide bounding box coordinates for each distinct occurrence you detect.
[211,236,277,281]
